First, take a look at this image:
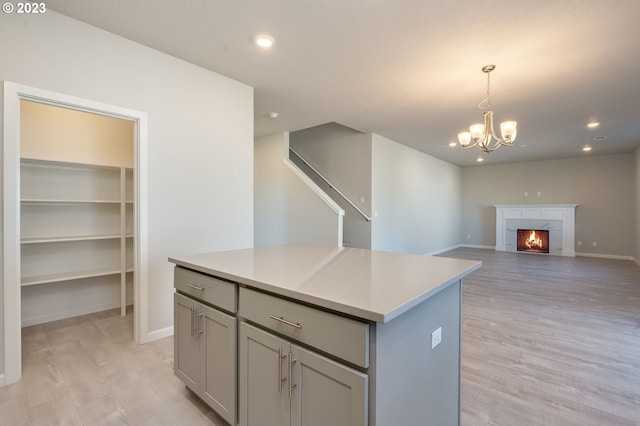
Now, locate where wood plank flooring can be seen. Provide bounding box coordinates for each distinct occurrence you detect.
[440,248,640,426]
[1,248,638,425]
[0,307,226,426]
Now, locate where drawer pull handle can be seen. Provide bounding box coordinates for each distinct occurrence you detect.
[269,315,302,329]
[186,283,205,292]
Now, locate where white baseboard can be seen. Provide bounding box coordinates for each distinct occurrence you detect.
[575,252,634,261]
[427,244,462,255]
[458,244,495,250]
[427,244,495,255]
[142,325,174,343]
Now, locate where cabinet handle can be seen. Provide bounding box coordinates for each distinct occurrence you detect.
[197,312,204,340]
[278,348,287,392]
[190,306,195,337]
[288,352,297,399]
[269,315,302,329]
[186,283,205,292]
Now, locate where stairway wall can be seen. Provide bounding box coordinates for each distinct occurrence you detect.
[254,132,343,247]
[371,134,462,255]
[290,123,372,248]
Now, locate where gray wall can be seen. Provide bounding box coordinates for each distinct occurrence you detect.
[461,153,636,257]
[371,134,462,255]
[1,11,253,376]
[290,154,371,249]
[254,133,341,247]
[290,123,372,248]
[290,123,372,217]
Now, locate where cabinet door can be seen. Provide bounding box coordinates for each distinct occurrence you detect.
[239,322,291,426]
[290,344,368,426]
[174,293,200,390]
[201,304,237,426]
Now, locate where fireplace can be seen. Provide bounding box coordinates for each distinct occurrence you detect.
[495,204,577,256]
[517,229,549,254]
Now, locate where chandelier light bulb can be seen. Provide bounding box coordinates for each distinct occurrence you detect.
[500,121,517,140]
[469,124,485,142]
[458,132,471,147]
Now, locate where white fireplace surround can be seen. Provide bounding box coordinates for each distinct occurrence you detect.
[495,204,578,257]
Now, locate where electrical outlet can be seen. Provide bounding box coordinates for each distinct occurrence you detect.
[593,241,597,247]
[524,191,528,197]
[537,191,542,196]
[467,234,471,239]
[577,241,582,246]
[431,327,442,349]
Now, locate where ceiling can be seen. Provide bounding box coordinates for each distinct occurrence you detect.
[47,0,640,167]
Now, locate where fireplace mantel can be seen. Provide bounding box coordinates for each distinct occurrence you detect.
[495,204,578,257]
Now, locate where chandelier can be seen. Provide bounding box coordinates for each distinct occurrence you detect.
[458,65,517,153]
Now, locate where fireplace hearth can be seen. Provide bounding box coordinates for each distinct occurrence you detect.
[517,229,549,253]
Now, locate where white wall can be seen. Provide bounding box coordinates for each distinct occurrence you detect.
[371,134,462,254]
[1,11,253,377]
[254,133,341,246]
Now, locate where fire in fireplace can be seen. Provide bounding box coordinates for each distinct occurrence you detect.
[517,229,549,253]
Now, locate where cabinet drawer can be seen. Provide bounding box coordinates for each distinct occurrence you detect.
[174,267,236,313]
[240,287,369,368]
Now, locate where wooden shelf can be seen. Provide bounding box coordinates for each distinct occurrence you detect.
[21,234,123,244]
[20,157,134,316]
[21,157,124,170]
[21,199,122,205]
[22,266,134,287]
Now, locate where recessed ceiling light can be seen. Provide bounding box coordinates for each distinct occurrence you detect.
[268,112,279,118]
[449,141,457,147]
[587,122,600,128]
[593,136,607,141]
[476,157,484,162]
[255,34,274,48]
[583,145,592,152]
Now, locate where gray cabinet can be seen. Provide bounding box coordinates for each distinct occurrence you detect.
[174,292,237,425]
[171,256,465,426]
[174,292,200,389]
[239,322,368,426]
[239,321,290,426]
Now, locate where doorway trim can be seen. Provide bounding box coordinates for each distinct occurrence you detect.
[2,81,149,385]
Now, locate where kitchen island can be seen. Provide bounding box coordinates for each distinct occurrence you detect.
[169,244,481,426]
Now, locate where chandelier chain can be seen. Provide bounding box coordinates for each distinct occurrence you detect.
[485,71,491,110]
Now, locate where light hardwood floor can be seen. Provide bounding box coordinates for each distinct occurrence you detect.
[441,248,640,426]
[1,248,639,425]
[0,307,226,426]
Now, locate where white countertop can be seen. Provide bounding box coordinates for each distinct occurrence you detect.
[169,245,481,323]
